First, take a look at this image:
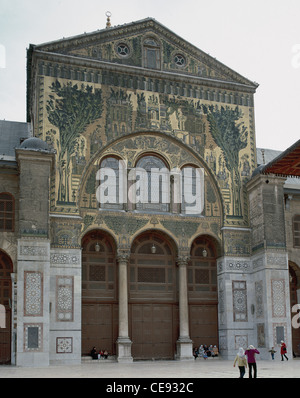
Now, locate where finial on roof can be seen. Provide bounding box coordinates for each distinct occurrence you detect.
[106,11,112,28]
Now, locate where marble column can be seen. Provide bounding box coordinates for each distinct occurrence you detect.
[176,256,193,360]
[116,252,133,363]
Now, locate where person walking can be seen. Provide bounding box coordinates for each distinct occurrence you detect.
[233,347,247,378]
[280,341,288,361]
[245,345,260,378]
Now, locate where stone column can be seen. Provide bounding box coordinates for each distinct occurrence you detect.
[116,251,133,363]
[176,256,193,360]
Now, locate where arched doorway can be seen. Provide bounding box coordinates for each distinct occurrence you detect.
[289,263,300,356]
[129,231,178,359]
[188,236,219,350]
[81,230,118,357]
[0,250,13,364]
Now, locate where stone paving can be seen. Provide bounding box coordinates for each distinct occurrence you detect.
[0,357,299,378]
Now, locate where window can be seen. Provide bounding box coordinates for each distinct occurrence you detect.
[0,193,14,232]
[117,43,130,57]
[188,238,217,296]
[97,157,125,210]
[96,154,205,216]
[174,54,186,67]
[143,38,161,70]
[293,215,300,247]
[130,233,175,298]
[81,232,116,299]
[135,155,169,212]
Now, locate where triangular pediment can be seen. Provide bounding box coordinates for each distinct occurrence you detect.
[33,18,258,89]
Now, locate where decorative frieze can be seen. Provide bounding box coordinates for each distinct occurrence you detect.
[267,254,287,269]
[50,253,80,266]
[223,230,251,257]
[217,258,252,273]
[20,245,48,257]
[226,260,251,272]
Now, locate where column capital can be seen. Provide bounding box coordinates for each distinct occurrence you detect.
[177,255,190,267]
[117,250,131,263]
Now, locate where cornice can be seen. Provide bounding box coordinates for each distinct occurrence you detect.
[32,49,257,93]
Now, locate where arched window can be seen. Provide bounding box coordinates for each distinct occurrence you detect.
[134,155,169,212]
[81,231,116,298]
[293,215,300,248]
[97,157,125,210]
[189,237,217,296]
[130,232,175,298]
[0,193,14,232]
[143,38,161,70]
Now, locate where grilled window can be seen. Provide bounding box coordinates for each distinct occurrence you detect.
[143,38,161,70]
[293,215,300,248]
[135,155,170,212]
[0,193,14,232]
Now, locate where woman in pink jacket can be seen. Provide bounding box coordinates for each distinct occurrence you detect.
[245,345,260,378]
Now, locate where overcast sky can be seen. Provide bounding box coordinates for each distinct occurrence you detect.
[0,0,299,151]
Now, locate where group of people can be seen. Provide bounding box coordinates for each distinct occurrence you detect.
[90,346,109,360]
[233,341,289,378]
[193,344,219,359]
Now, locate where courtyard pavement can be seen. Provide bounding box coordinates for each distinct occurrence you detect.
[0,357,299,379]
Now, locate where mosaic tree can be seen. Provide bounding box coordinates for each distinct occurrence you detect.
[202,105,248,217]
[46,81,103,204]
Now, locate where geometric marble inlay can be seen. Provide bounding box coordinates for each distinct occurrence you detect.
[24,271,43,316]
[232,281,248,322]
[255,281,264,318]
[271,279,286,318]
[56,276,74,322]
[56,337,73,353]
[234,334,248,349]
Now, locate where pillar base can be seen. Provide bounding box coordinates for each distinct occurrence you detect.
[175,337,194,361]
[116,337,133,363]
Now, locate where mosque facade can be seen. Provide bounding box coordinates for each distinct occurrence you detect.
[0,17,299,366]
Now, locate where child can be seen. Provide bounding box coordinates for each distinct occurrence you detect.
[268,347,276,360]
